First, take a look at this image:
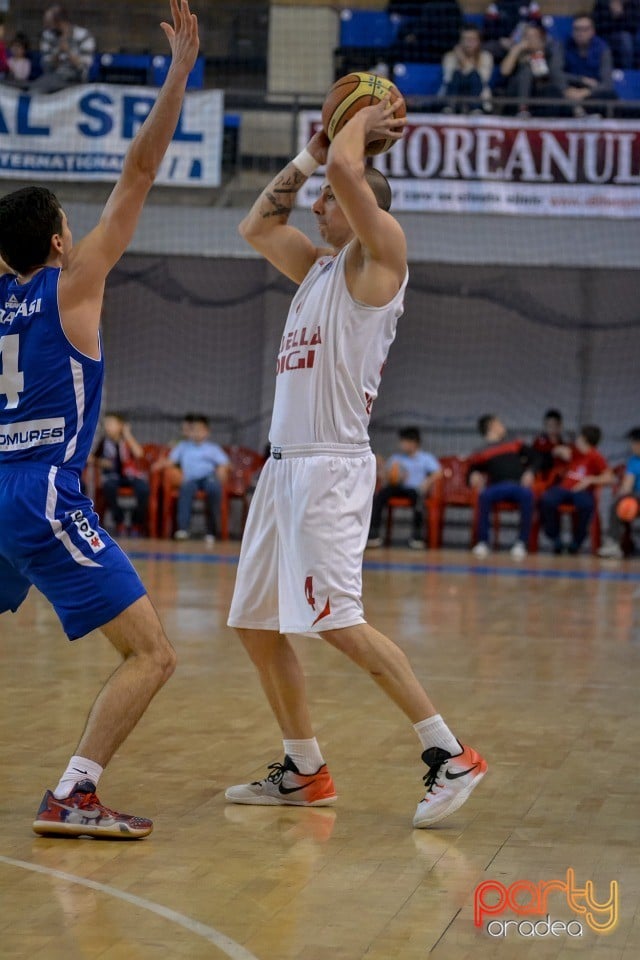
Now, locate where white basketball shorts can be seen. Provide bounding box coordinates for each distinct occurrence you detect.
[227,443,375,634]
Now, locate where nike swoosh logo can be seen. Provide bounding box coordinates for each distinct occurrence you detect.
[445,763,480,780]
[72,768,89,775]
[279,781,317,795]
[57,804,102,819]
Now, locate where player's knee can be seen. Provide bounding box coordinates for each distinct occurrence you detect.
[236,627,282,663]
[157,640,177,682]
[147,632,176,683]
[320,627,364,661]
[133,624,176,683]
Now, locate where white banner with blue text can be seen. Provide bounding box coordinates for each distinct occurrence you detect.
[0,85,223,187]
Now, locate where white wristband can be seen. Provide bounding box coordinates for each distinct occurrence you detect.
[292,148,320,177]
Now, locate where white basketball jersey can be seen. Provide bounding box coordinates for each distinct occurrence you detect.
[269,245,408,446]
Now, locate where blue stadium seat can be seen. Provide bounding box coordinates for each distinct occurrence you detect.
[614,68,640,99]
[151,55,205,89]
[544,15,574,44]
[339,9,403,48]
[94,53,204,88]
[88,53,101,82]
[392,62,442,96]
[97,53,153,84]
[28,50,42,81]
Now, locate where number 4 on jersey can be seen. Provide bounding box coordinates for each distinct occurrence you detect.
[0,333,24,409]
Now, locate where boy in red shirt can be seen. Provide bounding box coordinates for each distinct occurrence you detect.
[540,424,614,554]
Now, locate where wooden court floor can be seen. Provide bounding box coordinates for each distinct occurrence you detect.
[1,541,639,960]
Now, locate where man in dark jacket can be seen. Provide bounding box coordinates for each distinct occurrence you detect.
[563,16,617,111]
[593,0,639,69]
[469,414,541,559]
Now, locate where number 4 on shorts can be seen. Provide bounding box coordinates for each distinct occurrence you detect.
[0,333,24,409]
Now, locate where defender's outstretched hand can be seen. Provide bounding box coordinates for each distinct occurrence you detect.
[160,0,199,76]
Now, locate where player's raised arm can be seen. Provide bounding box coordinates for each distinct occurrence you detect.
[238,130,331,285]
[325,98,406,273]
[59,0,199,355]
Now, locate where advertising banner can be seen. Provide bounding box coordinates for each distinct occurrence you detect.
[298,111,640,217]
[0,84,224,187]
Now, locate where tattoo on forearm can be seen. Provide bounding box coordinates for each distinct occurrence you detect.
[259,164,307,221]
[261,191,292,219]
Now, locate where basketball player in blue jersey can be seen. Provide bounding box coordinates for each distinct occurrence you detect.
[0,0,199,839]
[226,101,488,827]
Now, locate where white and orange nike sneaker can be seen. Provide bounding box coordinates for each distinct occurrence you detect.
[225,755,337,807]
[413,743,487,828]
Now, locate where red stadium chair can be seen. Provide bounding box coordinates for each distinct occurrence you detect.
[160,465,193,539]
[489,477,549,553]
[160,446,266,540]
[383,492,440,547]
[426,456,478,549]
[87,442,166,536]
[143,444,170,538]
[529,485,603,555]
[220,446,266,540]
[384,495,415,545]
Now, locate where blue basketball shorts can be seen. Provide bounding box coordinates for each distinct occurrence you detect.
[0,462,146,640]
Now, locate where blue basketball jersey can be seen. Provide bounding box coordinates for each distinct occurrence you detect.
[0,267,103,474]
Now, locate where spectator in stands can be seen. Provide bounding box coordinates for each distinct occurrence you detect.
[93,413,149,534]
[483,0,541,64]
[533,407,567,475]
[539,424,614,554]
[593,0,639,70]
[499,22,565,115]
[5,32,33,87]
[563,16,616,113]
[0,19,9,77]
[598,426,640,558]
[393,0,464,63]
[469,414,541,559]
[180,411,196,441]
[440,25,494,112]
[154,415,229,543]
[31,4,95,93]
[368,427,442,549]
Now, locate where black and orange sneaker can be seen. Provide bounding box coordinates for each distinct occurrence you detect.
[33,780,153,839]
[225,755,337,806]
[413,743,487,828]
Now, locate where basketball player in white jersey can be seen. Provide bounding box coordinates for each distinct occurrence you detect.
[0,0,199,838]
[227,100,488,827]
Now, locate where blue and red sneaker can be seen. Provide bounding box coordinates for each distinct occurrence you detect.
[33,780,153,839]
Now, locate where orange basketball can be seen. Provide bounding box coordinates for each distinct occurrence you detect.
[616,496,639,522]
[388,461,403,486]
[321,72,405,156]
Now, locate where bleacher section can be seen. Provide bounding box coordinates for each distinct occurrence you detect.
[339,8,405,47]
[336,8,640,102]
[89,54,205,88]
[390,61,640,100]
[338,9,584,52]
[392,62,442,96]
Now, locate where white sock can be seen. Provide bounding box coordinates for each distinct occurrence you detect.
[413,715,460,756]
[53,756,104,799]
[282,738,325,775]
